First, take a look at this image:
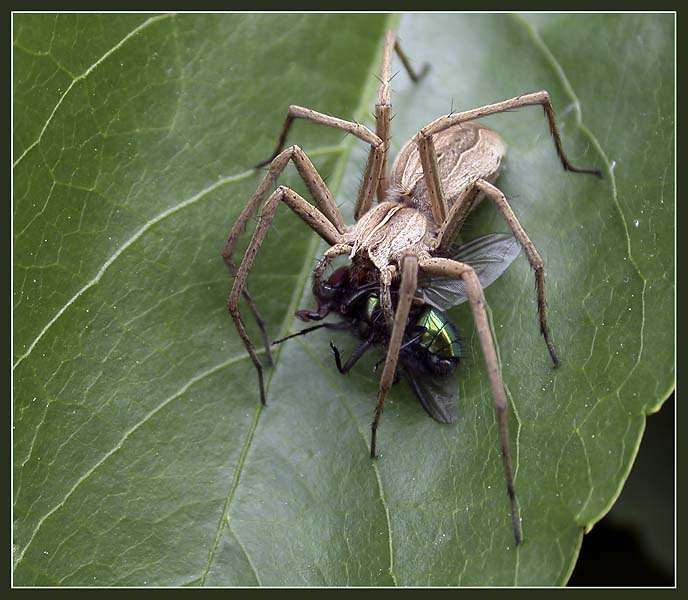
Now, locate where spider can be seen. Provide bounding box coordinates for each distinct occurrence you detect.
[222,31,600,545]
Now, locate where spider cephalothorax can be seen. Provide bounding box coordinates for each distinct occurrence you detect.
[222,31,600,546]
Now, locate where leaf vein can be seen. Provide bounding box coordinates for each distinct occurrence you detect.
[13,14,175,168]
[12,168,255,370]
[14,353,248,567]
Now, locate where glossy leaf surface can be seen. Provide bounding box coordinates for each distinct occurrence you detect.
[13,13,674,586]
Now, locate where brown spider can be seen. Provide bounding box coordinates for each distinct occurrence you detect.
[222,31,600,545]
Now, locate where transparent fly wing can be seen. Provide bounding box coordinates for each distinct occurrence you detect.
[402,365,459,424]
[418,233,521,310]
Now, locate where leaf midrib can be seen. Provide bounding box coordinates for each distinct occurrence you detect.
[13,13,392,577]
[197,16,399,585]
[202,13,627,586]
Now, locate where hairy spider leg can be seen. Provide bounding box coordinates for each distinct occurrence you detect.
[254,32,427,219]
[228,184,343,405]
[370,253,418,458]
[420,256,522,546]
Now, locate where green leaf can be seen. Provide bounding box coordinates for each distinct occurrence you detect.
[13,13,674,586]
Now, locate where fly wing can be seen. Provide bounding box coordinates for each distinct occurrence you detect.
[418,233,521,310]
[401,365,459,424]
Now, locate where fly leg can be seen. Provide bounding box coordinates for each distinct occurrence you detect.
[330,338,373,374]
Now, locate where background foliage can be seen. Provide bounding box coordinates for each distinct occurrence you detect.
[13,13,674,586]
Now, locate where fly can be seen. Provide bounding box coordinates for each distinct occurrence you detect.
[274,233,521,428]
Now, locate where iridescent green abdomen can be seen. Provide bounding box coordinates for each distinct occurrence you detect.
[414,305,461,373]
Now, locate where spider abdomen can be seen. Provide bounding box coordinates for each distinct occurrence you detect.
[389,122,507,219]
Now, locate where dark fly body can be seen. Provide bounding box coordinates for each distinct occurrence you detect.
[274,232,521,425]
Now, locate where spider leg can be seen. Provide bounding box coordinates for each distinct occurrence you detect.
[223,146,348,365]
[253,107,384,221]
[419,90,602,178]
[228,185,343,405]
[376,31,429,203]
[221,264,273,367]
[419,256,522,546]
[476,179,558,366]
[241,289,273,368]
[417,132,449,225]
[434,178,559,366]
[256,31,428,215]
[432,183,478,250]
[311,243,353,296]
[224,145,348,261]
[393,37,430,83]
[379,264,397,330]
[373,31,394,203]
[370,253,418,459]
[413,90,601,228]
